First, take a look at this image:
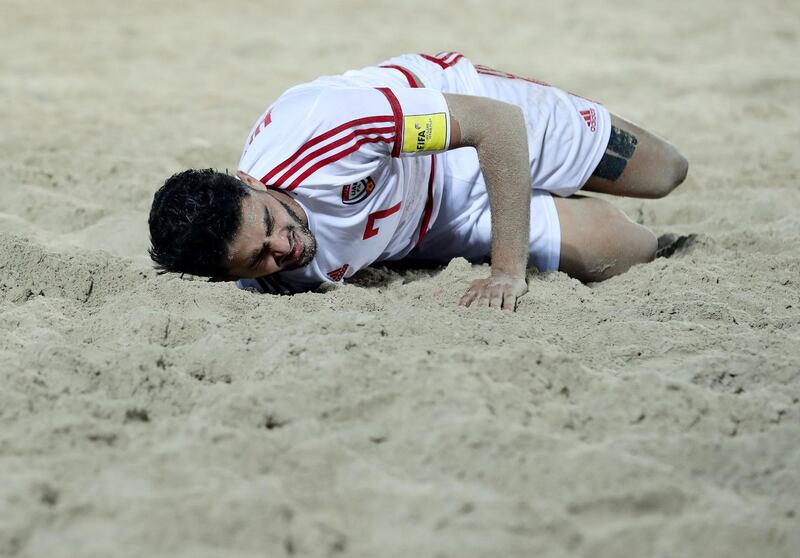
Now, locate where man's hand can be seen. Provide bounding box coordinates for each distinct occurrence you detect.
[459,272,528,312]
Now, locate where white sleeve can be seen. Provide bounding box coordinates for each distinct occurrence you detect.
[311,86,453,160]
[378,86,452,157]
[240,86,452,191]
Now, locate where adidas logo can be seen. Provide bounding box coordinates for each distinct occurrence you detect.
[580,109,597,132]
[326,264,350,282]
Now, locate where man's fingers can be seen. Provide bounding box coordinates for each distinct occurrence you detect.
[459,279,483,306]
[502,292,517,312]
[459,289,478,307]
[459,277,525,312]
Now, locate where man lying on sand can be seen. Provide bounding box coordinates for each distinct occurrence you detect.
[148,52,687,312]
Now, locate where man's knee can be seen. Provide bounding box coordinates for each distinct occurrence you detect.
[556,196,657,282]
[653,146,688,198]
[633,223,658,264]
[588,221,656,281]
[668,148,689,192]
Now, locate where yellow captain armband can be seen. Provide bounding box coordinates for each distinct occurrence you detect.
[401,113,448,153]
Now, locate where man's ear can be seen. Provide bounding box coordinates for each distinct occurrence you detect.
[208,275,239,283]
[236,170,268,192]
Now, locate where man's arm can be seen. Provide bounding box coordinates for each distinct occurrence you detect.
[442,93,531,312]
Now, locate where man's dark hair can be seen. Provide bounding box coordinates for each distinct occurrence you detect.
[148,169,249,277]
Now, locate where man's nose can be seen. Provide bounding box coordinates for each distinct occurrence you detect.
[269,231,292,259]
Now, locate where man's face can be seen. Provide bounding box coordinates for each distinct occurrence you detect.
[225,188,317,279]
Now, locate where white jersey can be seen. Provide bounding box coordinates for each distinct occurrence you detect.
[237,57,453,295]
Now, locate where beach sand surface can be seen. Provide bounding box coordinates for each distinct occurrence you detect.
[1,1,799,556]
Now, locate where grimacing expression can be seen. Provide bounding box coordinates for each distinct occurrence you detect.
[224,188,317,279]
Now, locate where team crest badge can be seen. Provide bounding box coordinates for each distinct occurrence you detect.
[326,264,350,282]
[341,177,375,205]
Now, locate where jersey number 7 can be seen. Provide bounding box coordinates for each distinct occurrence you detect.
[363,202,402,240]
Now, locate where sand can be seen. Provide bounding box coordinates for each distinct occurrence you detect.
[1,0,799,556]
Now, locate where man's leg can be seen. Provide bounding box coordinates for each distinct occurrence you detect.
[583,114,688,198]
[553,194,657,282]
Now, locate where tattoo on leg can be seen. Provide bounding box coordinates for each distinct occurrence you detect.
[593,153,628,181]
[592,125,639,182]
[607,125,638,158]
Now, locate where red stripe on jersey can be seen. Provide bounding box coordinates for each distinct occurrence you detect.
[287,135,394,191]
[414,156,436,248]
[379,65,419,88]
[260,115,394,186]
[422,52,464,68]
[419,53,450,69]
[376,87,404,158]
[475,64,602,104]
[448,53,464,65]
[475,64,552,87]
[437,51,463,66]
[273,126,394,187]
